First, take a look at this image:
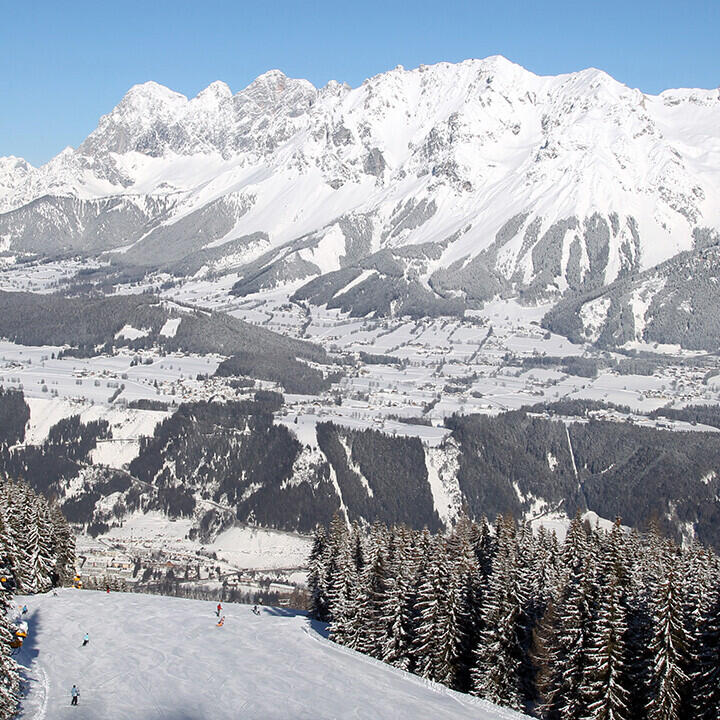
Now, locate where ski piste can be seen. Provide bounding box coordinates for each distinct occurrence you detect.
[13,589,530,719]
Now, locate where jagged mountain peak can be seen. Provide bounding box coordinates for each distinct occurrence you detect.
[1,57,719,312]
[122,79,187,102]
[193,80,233,103]
[247,68,292,86]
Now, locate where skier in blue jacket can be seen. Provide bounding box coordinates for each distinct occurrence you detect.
[71,685,80,706]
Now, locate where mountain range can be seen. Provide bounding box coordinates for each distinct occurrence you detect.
[2,56,719,336]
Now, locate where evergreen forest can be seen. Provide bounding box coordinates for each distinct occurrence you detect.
[309,513,720,720]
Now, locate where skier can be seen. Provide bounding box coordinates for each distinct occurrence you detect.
[106,585,110,594]
[82,632,89,647]
[217,615,225,627]
[21,604,27,615]
[216,602,222,617]
[71,685,80,706]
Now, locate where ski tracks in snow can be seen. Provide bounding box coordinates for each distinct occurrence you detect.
[19,664,48,720]
[300,621,527,720]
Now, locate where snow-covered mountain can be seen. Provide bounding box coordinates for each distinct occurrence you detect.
[2,56,720,313]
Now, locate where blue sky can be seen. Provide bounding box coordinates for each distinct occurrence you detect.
[2,0,718,166]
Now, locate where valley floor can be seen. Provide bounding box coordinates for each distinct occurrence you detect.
[14,590,527,720]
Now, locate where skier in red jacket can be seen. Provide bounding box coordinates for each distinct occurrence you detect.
[216,603,222,617]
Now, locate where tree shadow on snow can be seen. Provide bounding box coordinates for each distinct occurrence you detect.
[306,617,330,639]
[13,609,43,713]
[14,608,41,667]
[263,606,307,619]
[261,606,330,639]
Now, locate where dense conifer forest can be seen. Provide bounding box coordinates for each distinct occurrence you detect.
[309,514,720,720]
[0,477,76,719]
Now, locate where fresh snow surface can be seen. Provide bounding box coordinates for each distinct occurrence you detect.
[159,317,182,338]
[15,590,529,720]
[114,325,150,341]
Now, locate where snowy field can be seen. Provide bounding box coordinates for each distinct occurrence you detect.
[3,258,720,452]
[15,590,529,720]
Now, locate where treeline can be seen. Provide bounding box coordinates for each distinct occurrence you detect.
[0,290,338,395]
[0,477,76,719]
[447,411,720,549]
[215,352,340,395]
[649,403,720,430]
[519,353,670,379]
[0,388,29,446]
[0,413,110,501]
[541,241,720,351]
[0,478,76,593]
[309,514,720,719]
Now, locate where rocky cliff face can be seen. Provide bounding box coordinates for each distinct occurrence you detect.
[2,57,719,317]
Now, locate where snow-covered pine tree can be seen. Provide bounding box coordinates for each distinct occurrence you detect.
[581,540,632,720]
[535,512,597,720]
[35,501,56,590]
[445,514,483,691]
[0,483,20,720]
[323,513,350,620]
[623,529,654,720]
[354,544,394,659]
[349,521,366,576]
[4,483,31,592]
[378,526,416,670]
[691,587,720,720]
[412,536,455,683]
[327,533,359,646]
[474,515,495,581]
[471,515,528,711]
[0,509,18,589]
[49,501,75,585]
[25,502,55,593]
[646,552,689,720]
[532,526,561,611]
[307,526,330,620]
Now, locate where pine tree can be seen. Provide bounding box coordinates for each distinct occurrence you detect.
[536,513,597,720]
[471,515,527,711]
[327,534,359,646]
[354,545,393,659]
[324,513,350,620]
[0,591,20,720]
[576,520,632,720]
[0,490,20,720]
[581,573,630,720]
[413,540,453,683]
[445,515,483,691]
[646,555,688,720]
[307,526,330,620]
[49,502,75,585]
[25,503,54,593]
[692,588,720,720]
[378,526,415,670]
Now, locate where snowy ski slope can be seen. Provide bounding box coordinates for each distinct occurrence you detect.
[14,590,529,720]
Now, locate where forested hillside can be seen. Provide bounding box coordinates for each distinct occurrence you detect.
[311,513,720,720]
[127,394,339,534]
[3,382,720,549]
[0,291,337,394]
